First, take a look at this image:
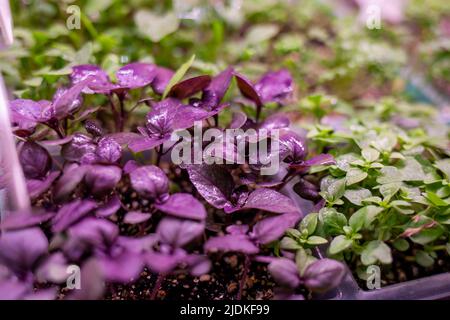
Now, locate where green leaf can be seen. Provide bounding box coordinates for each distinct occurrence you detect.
[344,188,372,206]
[393,238,409,252]
[377,166,403,184]
[446,243,450,255]
[295,247,317,276]
[379,182,401,201]
[286,228,302,239]
[362,148,380,162]
[280,237,302,250]
[390,200,414,215]
[319,207,347,235]
[356,205,384,229]
[23,77,43,87]
[415,250,434,268]
[35,65,72,76]
[371,132,397,152]
[369,162,384,169]
[162,54,195,99]
[390,152,405,160]
[134,10,179,42]
[435,159,450,180]
[300,212,318,235]
[329,235,353,255]
[400,158,426,181]
[245,24,279,45]
[410,223,445,245]
[349,210,366,232]
[306,236,328,245]
[73,42,93,65]
[426,191,449,207]
[321,177,346,202]
[346,168,368,186]
[361,240,392,265]
[336,153,360,172]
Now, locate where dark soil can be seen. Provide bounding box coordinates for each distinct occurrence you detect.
[104,253,276,300]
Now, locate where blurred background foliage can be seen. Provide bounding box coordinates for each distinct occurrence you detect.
[1,0,449,106]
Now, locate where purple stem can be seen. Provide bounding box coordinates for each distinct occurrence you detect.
[150,273,165,300]
[237,254,251,300]
[156,145,163,166]
[118,94,126,132]
[108,94,120,132]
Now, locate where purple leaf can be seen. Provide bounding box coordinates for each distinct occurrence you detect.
[117,235,159,253]
[0,279,30,300]
[259,114,290,131]
[27,171,59,200]
[268,258,300,289]
[123,211,152,224]
[99,250,144,283]
[123,160,140,174]
[9,99,51,134]
[251,213,301,244]
[157,218,204,248]
[52,86,83,119]
[201,67,233,110]
[204,234,259,254]
[273,289,305,300]
[155,193,207,220]
[52,199,97,232]
[234,72,262,107]
[279,130,307,164]
[53,163,88,201]
[67,217,119,249]
[84,165,122,196]
[0,228,48,275]
[19,141,52,179]
[61,133,97,163]
[95,137,122,163]
[128,136,166,153]
[35,252,68,283]
[52,78,92,119]
[71,64,110,94]
[96,195,121,217]
[39,135,73,147]
[116,63,156,89]
[128,98,198,152]
[68,258,104,300]
[0,210,55,231]
[145,249,185,274]
[169,75,212,99]
[229,111,247,129]
[226,224,249,235]
[290,154,336,172]
[241,188,299,214]
[303,154,335,167]
[293,178,320,202]
[151,67,174,95]
[129,165,169,201]
[186,164,235,210]
[106,132,141,146]
[185,254,211,276]
[303,258,346,293]
[255,69,293,104]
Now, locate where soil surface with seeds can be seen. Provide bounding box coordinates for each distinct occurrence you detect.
[350,244,450,290]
